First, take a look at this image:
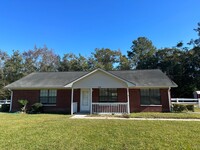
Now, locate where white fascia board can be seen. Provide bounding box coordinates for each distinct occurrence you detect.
[129,86,173,89]
[6,87,71,90]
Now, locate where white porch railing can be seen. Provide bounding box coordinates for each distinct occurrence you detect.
[171,98,200,107]
[92,102,128,114]
[0,100,11,105]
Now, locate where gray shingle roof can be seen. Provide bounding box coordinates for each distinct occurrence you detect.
[5,69,177,89]
[5,72,87,89]
[109,69,177,87]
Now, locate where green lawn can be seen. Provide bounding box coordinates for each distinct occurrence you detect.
[129,106,200,119]
[0,113,200,150]
[194,106,200,112]
[130,112,200,119]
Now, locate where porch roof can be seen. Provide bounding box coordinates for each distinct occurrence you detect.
[5,69,177,89]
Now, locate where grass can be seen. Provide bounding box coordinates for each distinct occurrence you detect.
[129,106,200,119]
[194,106,200,112]
[0,113,200,150]
[90,109,200,119]
[130,112,200,119]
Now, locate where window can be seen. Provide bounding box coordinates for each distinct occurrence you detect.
[140,89,160,105]
[40,89,57,104]
[99,88,117,102]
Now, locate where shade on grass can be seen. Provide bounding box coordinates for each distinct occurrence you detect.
[0,113,199,150]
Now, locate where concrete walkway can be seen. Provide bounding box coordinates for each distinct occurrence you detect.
[71,115,200,121]
[71,114,88,118]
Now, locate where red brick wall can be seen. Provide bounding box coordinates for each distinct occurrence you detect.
[12,88,170,113]
[55,89,71,113]
[129,89,141,112]
[11,89,75,113]
[160,89,170,112]
[73,89,80,112]
[42,89,80,113]
[12,90,40,112]
[117,88,127,102]
[92,89,99,102]
[129,88,170,112]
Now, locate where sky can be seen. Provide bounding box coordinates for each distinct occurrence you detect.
[0,0,200,57]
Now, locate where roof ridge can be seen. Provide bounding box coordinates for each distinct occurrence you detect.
[109,69,161,72]
[31,71,88,73]
[30,69,161,73]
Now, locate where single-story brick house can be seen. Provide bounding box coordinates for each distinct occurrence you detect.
[5,69,177,114]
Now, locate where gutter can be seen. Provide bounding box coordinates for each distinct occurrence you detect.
[168,87,171,112]
[8,89,13,112]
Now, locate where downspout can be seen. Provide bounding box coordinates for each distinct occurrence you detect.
[168,87,171,112]
[71,87,74,115]
[8,89,13,112]
[90,88,92,114]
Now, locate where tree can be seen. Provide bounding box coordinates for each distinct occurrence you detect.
[38,45,60,72]
[4,50,24,83]
[170,22,200,97]
[22,48,39,74]
[117,54,132,70]
[0,50,9,99]
[184,22,200,96]
[127,37,156,68]
[58,53,89,71]
[23,45,60,72]
[155,48,186,97]
[89,48,121,70]
[188,22,200,47]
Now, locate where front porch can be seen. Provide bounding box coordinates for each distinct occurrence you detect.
[71,88,130,115]
[68,69,132,115]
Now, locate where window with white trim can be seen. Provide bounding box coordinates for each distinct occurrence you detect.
[40,89,57,104]
[99,88,117,102]
[140,89,161,105]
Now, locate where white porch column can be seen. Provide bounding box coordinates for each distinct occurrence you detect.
[90,88,92,114]
[71,88,74,115]
[127,88,130,114]
[198,98,200,108]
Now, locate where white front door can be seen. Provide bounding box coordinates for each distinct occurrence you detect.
[81,89,91,112]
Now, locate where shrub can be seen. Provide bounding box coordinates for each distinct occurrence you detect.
[18,99,28,113]
[172,104,187,112]
[0,104,10,112]
[30,103,43,113]
[186,105,194,112]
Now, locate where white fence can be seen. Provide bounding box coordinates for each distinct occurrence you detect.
[92,102,128,114]
[0,100,11,105]
[171,98,200,107]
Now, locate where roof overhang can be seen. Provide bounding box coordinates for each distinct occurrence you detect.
[194,91,200,94]
[4,87,71,90]
[130,86,177,89]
